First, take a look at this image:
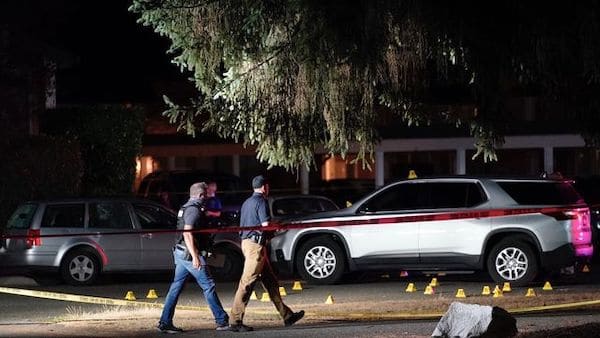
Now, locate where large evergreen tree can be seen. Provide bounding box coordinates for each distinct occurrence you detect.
[130,0,600,170]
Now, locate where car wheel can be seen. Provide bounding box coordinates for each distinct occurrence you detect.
[211,246,243,281]
[296,236,346,285]
[60,248,100,286]
[487,238,538,286]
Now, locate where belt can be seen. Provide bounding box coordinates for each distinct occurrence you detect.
[174,244,210,258]
[244,234,264,245]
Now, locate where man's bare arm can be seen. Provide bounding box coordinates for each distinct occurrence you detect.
[183,225,201,269]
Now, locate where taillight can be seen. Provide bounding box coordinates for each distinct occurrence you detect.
[26,229,42,248]
[566,208,593,257]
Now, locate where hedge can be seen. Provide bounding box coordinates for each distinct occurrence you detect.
[43,105,145,196]
[0,135,82,227]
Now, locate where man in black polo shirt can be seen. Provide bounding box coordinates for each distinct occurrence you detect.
[229,175,304,332]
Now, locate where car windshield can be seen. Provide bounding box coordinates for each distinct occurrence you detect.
[6,203,38,229]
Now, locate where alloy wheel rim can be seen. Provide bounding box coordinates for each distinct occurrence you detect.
[304,245,336,279]
[495,247,528,281]
[69,255,94,282]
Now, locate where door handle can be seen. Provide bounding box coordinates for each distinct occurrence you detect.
[142,233,153,239]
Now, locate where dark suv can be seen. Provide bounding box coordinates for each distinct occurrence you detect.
[137,170,246,225]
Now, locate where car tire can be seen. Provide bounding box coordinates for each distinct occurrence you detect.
[296,236,346,285]
[211,246,243,282]
[60,248,101,286]
[487,238,538,287]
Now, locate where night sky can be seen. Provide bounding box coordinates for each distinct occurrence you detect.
[1,0,191,104]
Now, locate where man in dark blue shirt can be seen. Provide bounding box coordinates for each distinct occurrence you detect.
[205,181,223,218]
[229,175,304,332]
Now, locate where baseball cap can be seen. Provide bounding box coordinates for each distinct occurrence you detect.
[252,175,268,189]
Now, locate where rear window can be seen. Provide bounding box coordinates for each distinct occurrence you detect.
[497,181,584,205]
[6,203,38,229]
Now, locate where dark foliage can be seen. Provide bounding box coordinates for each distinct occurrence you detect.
[43,105,145,196]
[131,0,600,170]
[0,136,82,227]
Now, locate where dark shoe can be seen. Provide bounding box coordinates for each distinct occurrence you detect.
[216,324,232,331]
[157,322,184,334]
[284,310,305,327]
[230,323,254,332]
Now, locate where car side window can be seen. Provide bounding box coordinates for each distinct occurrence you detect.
[273,198,328,216]
[319,199,339,212]
[360,183,422,212]
[133,204,177,229]
[88,202,133,229]
[41,204,85,228]
[426,182,486,209]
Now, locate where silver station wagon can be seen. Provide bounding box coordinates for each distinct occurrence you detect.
[0,198,186,285]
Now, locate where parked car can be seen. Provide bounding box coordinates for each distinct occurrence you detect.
[269,176,593,286]
[0,198,242,285]
[0,195,339,285]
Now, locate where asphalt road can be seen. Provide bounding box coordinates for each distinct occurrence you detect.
[1,270,600,336]
[0,271,594,323]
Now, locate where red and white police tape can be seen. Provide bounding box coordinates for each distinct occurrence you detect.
[0,204,593,240]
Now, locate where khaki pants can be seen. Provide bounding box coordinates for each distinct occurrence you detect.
[231,239,292,323]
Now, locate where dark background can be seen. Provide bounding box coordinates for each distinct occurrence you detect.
[0,0,190,104]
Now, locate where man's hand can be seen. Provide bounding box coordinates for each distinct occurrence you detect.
[192,256,202,269]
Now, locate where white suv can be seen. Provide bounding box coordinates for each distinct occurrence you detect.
[269,177,593,286]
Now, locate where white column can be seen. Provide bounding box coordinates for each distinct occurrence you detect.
[375,151,385,187]
[300,166,309,195]
[456,148,466,175]
[544,147,554,174]
[232,154,240,177]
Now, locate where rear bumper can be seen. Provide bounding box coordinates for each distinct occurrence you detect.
[272,249,294,275]
[0,250,57,269]
[540,244,578,271]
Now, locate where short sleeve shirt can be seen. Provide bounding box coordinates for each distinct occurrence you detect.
[180,198,203,227]
[239,192,270,239]
[205,196,222,212]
